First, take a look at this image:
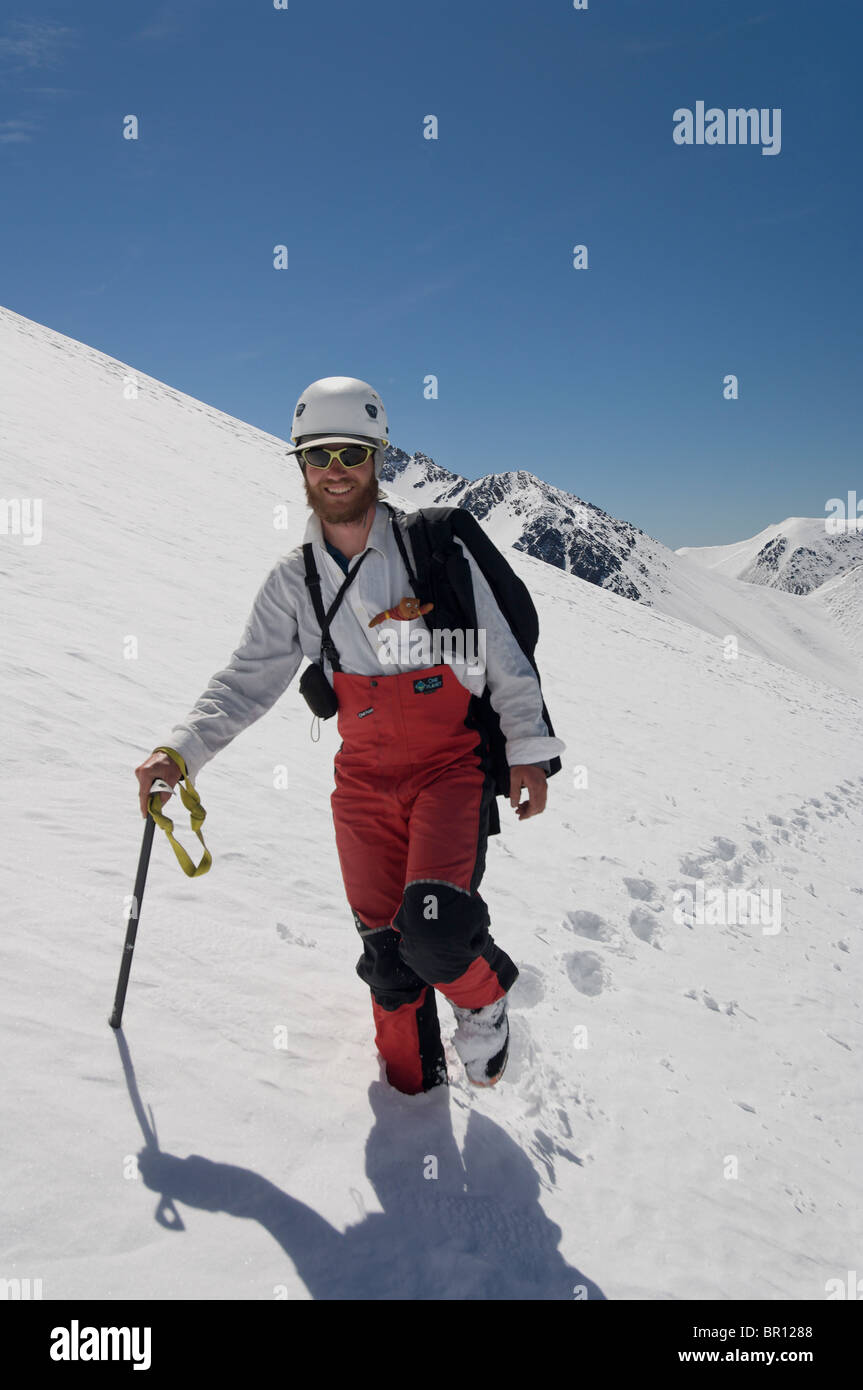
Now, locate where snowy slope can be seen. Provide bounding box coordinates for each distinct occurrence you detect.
[1,303,862,1302]
[810,565,863,670]
[678,516,863,595]
[383,452,863,697]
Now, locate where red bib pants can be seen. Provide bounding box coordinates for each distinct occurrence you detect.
[330,663,519,1094]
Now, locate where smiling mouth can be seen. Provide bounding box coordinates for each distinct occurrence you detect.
[324,483,354,495]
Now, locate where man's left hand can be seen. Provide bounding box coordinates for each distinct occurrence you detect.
[509,764,548,821]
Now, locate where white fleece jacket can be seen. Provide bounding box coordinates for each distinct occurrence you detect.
[163,500,566,782]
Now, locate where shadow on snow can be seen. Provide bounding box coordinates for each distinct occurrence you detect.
[116,1029,604,1300]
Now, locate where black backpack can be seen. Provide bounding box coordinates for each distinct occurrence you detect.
[383,500,561,835]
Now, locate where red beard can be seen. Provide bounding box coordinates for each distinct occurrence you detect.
[303,468,380,526]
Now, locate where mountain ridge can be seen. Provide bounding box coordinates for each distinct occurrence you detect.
[678,516,863,596]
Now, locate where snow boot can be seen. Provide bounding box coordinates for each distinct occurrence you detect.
[450,996,510,1087]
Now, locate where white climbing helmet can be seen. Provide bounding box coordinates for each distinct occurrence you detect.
[286,376,389,477]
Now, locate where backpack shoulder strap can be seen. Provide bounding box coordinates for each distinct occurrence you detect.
[383,501,453,615]
[445,508,540,657]
[383,501,421,591]
[302,542,370,672]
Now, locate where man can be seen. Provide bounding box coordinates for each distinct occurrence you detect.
[135,377,565,1095]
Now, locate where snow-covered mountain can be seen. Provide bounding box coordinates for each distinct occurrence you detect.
[678,516,863,595]
[381,446,669,602]
[2,303,862,1302]
[383,449,863,698]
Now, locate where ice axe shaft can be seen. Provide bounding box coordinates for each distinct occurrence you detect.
[108,780,174,1030]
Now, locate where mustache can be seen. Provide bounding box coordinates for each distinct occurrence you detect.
[303,471,379,519]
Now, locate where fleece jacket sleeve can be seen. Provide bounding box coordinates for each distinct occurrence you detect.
[160,562,304,783]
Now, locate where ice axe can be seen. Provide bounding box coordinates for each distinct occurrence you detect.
[108,779,175,1030]
[109,759,212,1029]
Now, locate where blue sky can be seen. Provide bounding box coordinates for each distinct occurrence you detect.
[1,0,860,548]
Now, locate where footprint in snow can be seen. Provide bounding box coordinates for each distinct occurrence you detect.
[565,951,609,997]
[712,837,737,862]
[623,877,658,902]
[749,839,772,861]
[563,909,615,943]
[628,906,663,949]
[276,923,316,948]
[679,838,739,879]
[510,964,545,1008]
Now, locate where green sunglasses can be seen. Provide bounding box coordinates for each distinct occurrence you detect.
[299,442,386,470]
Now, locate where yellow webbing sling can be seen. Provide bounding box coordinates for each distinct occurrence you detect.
[149,746,212,877]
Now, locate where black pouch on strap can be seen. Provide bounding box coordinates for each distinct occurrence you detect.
[300,543,372,721]
[299,660,340,719]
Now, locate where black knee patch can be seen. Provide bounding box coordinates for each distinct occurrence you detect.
[354,923,425,1010]
[394,881,491,984]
